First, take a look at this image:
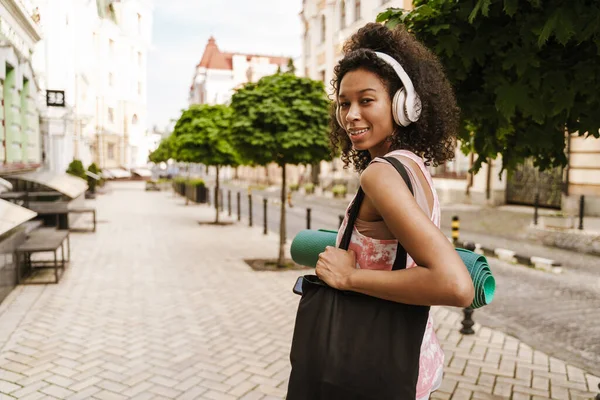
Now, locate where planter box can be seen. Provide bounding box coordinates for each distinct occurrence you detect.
[193,185,208,203]
[540,216,574,229]
[185,184,208,203]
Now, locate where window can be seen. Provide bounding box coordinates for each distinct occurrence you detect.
[320,15,326,43]
[132,114,138,125]
[109,39,114,57]
[107,143,115,160]
[137,13,142,34]
[340,0,346,29]
[108,108,114,123]
[320,70,326,83]
[138,51,142,67]
[355,0,361,21]
[138,82,142,95]
[108,73,113,86]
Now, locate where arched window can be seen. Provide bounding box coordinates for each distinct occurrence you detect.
[321,14,326,43]
[340,0,346,29]
[132,114,138,124]
[355,0,361,21]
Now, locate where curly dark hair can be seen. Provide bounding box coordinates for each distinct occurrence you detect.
[330,23,460,172]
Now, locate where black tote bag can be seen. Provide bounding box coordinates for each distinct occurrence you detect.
[287,157,430,400]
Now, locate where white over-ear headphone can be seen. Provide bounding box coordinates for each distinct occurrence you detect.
[336,51,422,129]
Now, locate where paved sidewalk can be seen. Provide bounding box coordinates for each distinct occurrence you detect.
[0,182,598,399]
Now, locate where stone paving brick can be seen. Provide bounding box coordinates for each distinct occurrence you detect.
[0,182,598,399]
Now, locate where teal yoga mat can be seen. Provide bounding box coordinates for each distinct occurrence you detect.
[290,229,495,309]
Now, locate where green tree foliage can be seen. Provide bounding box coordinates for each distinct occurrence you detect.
[230,72,331,267]
[66,159,87,181]
[377,1,600,172]
[172,104,239,223]
[148,136,174,164]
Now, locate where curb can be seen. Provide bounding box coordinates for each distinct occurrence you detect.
[454,239,563,273]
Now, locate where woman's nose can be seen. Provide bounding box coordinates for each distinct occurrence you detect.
[345,104,360,122]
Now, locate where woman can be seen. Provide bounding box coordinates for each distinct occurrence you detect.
[289,23,474,400]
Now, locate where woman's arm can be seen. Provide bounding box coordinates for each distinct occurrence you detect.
[316,161,474,307]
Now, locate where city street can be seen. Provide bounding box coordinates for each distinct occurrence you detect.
[0,181,599,399]
[217,182,600,378]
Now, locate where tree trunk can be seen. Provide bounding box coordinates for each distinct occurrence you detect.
[311,161,320,185]
[185,163,191,206]
[278,163,286,267]
[215,165,220,224]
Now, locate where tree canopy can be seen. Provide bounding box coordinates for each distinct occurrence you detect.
[230,72,331,168]
[378,0,600,172]
[148,136,174,164]
[171,104,239,167]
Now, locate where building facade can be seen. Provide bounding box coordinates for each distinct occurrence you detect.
[32,0,152,175]
[0,0,42,174]
[189,36,290,107]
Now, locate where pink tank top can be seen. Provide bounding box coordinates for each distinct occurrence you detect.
[336,150,444,399]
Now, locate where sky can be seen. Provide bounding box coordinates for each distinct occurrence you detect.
[147,0,304,131]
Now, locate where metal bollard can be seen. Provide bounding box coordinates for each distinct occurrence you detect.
[533,193,539,226]
[460,308,475,335]
[307,208,311,230]
[339,215,344,228]
[263,198,268,235]
[228,190,232,216]
[248,194,253,227]
[237,192,241,221]
[595,383,600,400]
[452,216,460,245]
[579,195,585,230]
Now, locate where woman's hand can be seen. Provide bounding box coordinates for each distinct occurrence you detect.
[315,246,357,290]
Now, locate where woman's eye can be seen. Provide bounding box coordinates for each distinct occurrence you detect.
[340,102,350,108]
[361,99,373,104]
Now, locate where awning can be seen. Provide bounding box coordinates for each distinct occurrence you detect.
[132,168,152,177]
[0,198,37,236]
[8,170,88,199]
[0,177,13,193]
[103,168,132,179]
[85,170,101,181]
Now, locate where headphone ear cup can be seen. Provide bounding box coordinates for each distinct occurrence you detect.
[393,88,410,127]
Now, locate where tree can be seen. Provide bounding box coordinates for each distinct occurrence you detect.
[230,71,331,267]
[172,104,239,224]
[148,136,174,164]
[287,58,296,75]
[377,1,600,173]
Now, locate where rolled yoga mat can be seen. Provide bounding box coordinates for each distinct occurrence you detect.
[290,229,495,309]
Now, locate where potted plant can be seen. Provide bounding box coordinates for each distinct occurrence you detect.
[332,184,347,198]
[173,177,187,195]
[289,183,299,192]
[87,163,101,194]
[189,179,208,203]
[304,182,315,195]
